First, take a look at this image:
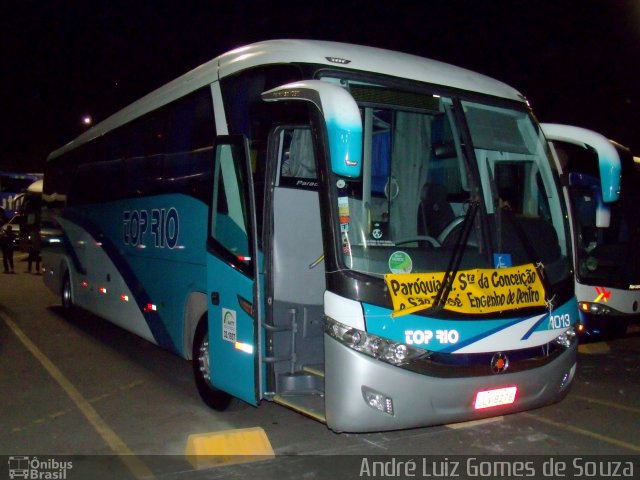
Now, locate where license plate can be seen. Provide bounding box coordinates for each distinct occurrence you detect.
[474,386,517,410]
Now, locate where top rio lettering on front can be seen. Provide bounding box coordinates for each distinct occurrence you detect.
[123,208,180,249]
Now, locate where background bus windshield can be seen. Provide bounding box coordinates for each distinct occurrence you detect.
[562,142,640,289]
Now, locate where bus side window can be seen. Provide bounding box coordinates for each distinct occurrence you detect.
[281,129,316,180]
[210,144,251,264]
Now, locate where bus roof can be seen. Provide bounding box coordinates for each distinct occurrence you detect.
[27,179,43,193]
[0,171,43,179]
[48,39,525,161]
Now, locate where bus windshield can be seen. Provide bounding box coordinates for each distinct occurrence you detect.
[569,144,640,289]
[332,84,570,293]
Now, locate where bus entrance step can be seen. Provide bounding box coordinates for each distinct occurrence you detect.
[277,370,324,394]
[272,393,326,423]
[302,364,325,378]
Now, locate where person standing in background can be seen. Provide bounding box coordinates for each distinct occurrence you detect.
[1,225,16,273]
[27,227,42,274]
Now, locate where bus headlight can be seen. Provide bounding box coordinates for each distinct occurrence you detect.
[325,317,427,366]
[579,301,614,316]
[555,327,577,348]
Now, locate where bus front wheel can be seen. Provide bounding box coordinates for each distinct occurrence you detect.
[192,316,237,411]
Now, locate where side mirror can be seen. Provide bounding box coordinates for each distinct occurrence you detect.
[262,80,362,178]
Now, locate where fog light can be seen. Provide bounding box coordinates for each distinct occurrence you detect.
[362,386,394,415]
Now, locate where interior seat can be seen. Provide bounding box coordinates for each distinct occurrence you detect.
[417,182,456,241]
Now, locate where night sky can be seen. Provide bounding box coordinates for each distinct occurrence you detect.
[1,0,638,172]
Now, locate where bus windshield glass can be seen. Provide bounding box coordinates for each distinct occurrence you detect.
[330,82,571,293]
[569,144,640,289]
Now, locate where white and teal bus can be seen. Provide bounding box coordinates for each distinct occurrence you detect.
[543,124,640,338]
[43,40,580,432]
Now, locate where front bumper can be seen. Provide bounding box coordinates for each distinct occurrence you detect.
[324,335,577,433]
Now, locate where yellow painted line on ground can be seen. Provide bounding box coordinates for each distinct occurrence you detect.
[11,379,146,433]
[626,323,640,334]
[446,416,504,429]
[522,412,640,453]
[1,311,155,479]
[578,342,611,354]
[571,393,640,415]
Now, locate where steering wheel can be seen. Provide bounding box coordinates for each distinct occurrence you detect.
[434,216,466,245]
[395,235,441,248]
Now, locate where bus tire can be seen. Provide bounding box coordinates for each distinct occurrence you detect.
[192,316,237,411]
[61,272,73,311]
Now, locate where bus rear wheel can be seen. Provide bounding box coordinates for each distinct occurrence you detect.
[61,273,73,311]
[192,316,237,411]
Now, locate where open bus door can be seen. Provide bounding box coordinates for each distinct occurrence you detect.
[206,135,262,405]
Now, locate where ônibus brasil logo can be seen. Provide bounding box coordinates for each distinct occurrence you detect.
[8,456,73,479]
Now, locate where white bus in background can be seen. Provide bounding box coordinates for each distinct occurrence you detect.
[543,124,640,339]
[9,179,62,250]
[0,172,42,221]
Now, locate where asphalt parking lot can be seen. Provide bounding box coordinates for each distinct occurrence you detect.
[1,254,639,479]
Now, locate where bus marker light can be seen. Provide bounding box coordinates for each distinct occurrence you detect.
[234,342,254,354]
[81,281,88,288]
[120,294,129,302]
[144,303,157,312]
[237,296,253,316]
[99,287,107,294]
[474,386,517,410]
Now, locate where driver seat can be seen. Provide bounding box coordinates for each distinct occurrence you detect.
[417,183,455,241]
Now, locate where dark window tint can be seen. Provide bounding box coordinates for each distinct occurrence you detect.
[47,86,215,206]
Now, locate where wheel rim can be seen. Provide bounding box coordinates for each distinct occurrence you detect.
[197,333,211,382]
[62,278,71,308]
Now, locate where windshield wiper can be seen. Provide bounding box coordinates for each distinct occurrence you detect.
[430,198,480,312]
[500,207,551,300]
[395,198,480,317]
[486,158,502,252]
